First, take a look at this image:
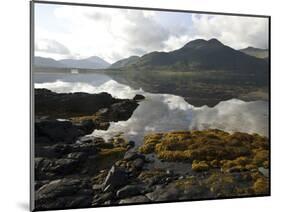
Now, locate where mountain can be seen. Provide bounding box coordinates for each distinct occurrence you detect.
[123,38,268,72]
[60,56,110,69]
[34,56,64,68]
[110,56,140,69]
[239,47,268,59]
[34,56,110,69]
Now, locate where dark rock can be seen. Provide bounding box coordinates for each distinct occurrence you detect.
[35,158,53,180]
[92,184,104,190]
[35,180,50,190]
[92,192,114,205]
[146,185,181,201]
[127,141,135,149]
[96,122,110,130]
[133,94,145,101]
[98,100,138,122]
[50,158,79,175]
[67,152,88,161]
[35,120,81,145]
[123,151,145,161]
[119,195,150,204]
[103,166,129,192]
[35,89,139,125]
[76,119,96,134]
[35,89,118,118]
[116,185,145,199]
[132,158,145,170]
[74,143,98,154]
[35,178,92,210]
[258,167,269,178]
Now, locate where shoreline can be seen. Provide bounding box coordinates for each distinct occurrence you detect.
[33,89,269,210]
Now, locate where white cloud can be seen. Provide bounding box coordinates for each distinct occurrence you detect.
[34,6,175,63]
[191,14,269,49]
[35,5,269,63]
[35,38,70,54]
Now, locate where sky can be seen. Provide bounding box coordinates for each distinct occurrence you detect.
[34,3,269,64]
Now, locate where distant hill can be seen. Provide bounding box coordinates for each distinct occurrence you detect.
[34,56,110,69]
[122,38,268,73]
[110,56,140,69]
[239,47,268,59]
[34,56,64,68]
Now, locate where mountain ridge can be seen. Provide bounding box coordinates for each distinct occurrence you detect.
[239,47,268,59]
[125,38,268,72]
[34,56,110,69]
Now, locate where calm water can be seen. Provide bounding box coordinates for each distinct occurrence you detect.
[34,72,269,147]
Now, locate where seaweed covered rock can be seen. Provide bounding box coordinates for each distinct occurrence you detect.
[191,160,209,172]
[139,129,269,171]
[252,177,269,195]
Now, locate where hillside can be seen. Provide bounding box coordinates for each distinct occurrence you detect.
[34,56,110,69]
[122,39,268,73]
[239,47,268,59]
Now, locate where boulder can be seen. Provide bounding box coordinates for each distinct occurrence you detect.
[145,185,181,202]
[116,184,145,199]
[50,158,79,175]
[35,89,118,118]
[92,192,114,205]
[67,152,88,161]
[119,195,150,204]
[103,166,129,192]
[35,120,81,145]
[123,151,145,161]
[75,119,96,134]
[35,178,92,210]
[133,94,145,101]
[132,158,145,170]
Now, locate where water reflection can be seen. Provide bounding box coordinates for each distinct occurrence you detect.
[35,72,269,146]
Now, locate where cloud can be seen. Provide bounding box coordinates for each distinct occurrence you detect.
[35,5,269,63]
[35,5,190,63]
[35,38,70,54]
[191,14,269,49]
[35,75,268,138]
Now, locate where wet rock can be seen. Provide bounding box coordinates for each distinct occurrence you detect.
[123,151,145,161]
[146,185,181,201]
[103,100,139,122]
[76,119,96,134]
[50,158,79,175]
[191,161,209,172]
[103,166,129,192]
[72,143,98,155]
[116,185,145,199]
[119,195,150,204]
[35,89,119,118]
[133,94,145,101]
[96,122,110,130]
[258,167,269,178]
[92,192,114,205]
[35,178,92,210]
[67,152,88,161]
[35,180,50,190]
[127,141,135,149]
[92,184,103,190]
[35,120,81,145]
[35,158,53,180]
[132,158,145,170]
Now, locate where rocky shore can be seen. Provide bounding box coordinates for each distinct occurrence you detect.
[34,89,269,210]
